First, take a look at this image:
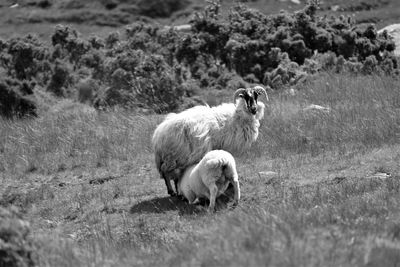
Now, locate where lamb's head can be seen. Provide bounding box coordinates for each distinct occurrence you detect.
[233,86,269,115]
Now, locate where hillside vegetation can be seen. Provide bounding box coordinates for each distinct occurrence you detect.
[0,0,398,117]
[1,1,400,266]
[1,72,400,266]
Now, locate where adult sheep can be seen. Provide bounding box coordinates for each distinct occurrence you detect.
[152,85,268,196]
[177,150,240,212]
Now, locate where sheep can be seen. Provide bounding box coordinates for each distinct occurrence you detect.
[177,150,240,212]
[152,85,268,196]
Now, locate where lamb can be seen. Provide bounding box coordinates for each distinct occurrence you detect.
[152,85,268,196]
[177,150,240,212]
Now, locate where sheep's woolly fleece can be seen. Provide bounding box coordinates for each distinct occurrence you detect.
[178,149,240,211]
[152,100,265,176]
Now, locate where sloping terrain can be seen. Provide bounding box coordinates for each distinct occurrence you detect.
[1,73,400,266]
[1,0,399,39]
[1,1,400,266]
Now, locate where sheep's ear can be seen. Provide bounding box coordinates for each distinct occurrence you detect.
[253,85,269,101]
[233,88,246,104]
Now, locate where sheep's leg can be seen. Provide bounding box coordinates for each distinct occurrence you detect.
[208,184,218,213]
[163,175,176,196]
[174,179,180,196]
[232,180,240,206]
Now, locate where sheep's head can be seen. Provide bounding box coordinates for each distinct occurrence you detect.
[233,86,269,115]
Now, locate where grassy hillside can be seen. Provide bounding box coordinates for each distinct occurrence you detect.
[1,72,400,266]
[1,1,400,266]
[1,0,400,39]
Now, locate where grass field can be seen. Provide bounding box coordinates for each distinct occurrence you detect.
[1,72,400,266]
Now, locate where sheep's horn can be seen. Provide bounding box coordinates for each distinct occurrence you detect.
[233,88,246,105]
[253,85,269,101]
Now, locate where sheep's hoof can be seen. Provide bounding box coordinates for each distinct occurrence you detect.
[168,191,177,196]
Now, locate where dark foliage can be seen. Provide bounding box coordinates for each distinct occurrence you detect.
[0,78,37,118]
[2,35,50,81]
[0,206,37,267]
[46,60,71,97]
[176,0,397,88]
[0,0,398,117]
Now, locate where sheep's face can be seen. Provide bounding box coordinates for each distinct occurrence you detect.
[242,89,258,115]
[234,86,268,115]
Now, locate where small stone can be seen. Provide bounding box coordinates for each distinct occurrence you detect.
[331,5,340,11]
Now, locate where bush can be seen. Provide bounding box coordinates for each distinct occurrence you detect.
[4,35,49,81]
[0,0,399,117]
[0,78,37,118]
[0,206,37,267]
[46,60,71,97]
[176,0,397,89]
[95,48,184,113]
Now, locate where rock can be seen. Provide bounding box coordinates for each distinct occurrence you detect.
[303,104,331,113]
[331,5,340,11]
[162,24,192,33]
[279,0,301,4]
[367,172,391,180]
[378,24,400,56]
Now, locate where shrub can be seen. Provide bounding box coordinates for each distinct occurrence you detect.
[96,48,184,113]
[46,60,71,97]
[51,25,90,65]
[0,78,37,118]
[1,1,399,117]
[0,206,36,267]
[176,0,397,89]
[4,35,49,81]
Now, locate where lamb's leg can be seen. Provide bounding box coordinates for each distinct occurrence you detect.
[232,180,240,206]
[208,184,218,213]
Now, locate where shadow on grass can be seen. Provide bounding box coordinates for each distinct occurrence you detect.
[130,196,201,215]
[130,185,236,215]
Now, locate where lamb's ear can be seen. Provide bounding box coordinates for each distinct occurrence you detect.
[253,85,269,101]
[233,88,246,105]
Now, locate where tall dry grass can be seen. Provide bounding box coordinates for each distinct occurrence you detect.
[1,73,400,266]
[0,100,162,174]
[254,72,400,158]
[2,73,399,175]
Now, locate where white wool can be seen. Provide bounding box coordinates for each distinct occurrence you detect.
[152,87,267,195]
[178,150,240,212]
